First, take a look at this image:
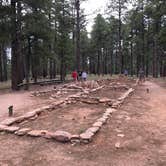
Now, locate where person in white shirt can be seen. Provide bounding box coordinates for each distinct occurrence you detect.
[81,71,87,81]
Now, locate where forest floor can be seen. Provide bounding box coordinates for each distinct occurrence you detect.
[0,78,166,166]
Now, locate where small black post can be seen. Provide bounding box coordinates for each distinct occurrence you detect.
[8,106,13,117]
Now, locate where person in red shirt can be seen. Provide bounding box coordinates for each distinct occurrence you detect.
[72,70,78,82]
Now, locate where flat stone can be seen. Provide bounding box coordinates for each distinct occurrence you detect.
[51,131,72,143]
[23,111,37,119]
[0,125,8,131]
[53,100,65,106]
[14,116,27,123]
[40,105,51,111]
[80,132,94,143]
[0,118,17,126]
[28,130,48,137]
[42,131,55,139]
[30,115,38,120]
[34,108,46,114]
[99,97,112,103]
[81,100,98,104]
[92,121,103,128]
[71,135,80,140]
[106,108,117,114]
[115,129,122,133]
[86,127,100,134]
[4,126,20,133]
[117,134,125,138]
[15,128,31,136]
[97,118,107,124]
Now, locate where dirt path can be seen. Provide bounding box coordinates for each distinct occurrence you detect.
[0,91,50,121]
[0,85,59,121]
[0,81,166,166]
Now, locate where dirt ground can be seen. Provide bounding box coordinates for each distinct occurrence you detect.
[16,103,106,134]
[0,80,166,166]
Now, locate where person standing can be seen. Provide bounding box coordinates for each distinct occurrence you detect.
[124,69,128,76]
[72,70,78,82]
[138,68,145,83]
[81,71,87,81]
[78,71,82,81]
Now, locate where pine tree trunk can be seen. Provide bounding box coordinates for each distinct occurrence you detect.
[0,45,3,81]
[11,0,19,90]
[153,37,158,78]
[75,0,81,72]
[118,0,123,73]
[130,41,133,76]
[60,51,65,81]
[97,49,101,75]
[25,37,31,90]
[49,58,53,79]
[53,60,56,78]
[2,45,7,81]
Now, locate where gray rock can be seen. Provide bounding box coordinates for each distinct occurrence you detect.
[4,126,20,133]
[92,121,103,128]
[28,130,48,137]
[70,135,80,144]
[70,135,80,140]
[115,142,121,149]
[99,97,112,103]
[117,134,125,138]
[51,131,72,143]
[15,128,31,136]
[0,125,8,131]
[106,108,117,114]
[0,118,17,126]
[23,111,37,119]
[80,132,94,143]
[97,118,107,124]
[86,127,100,134]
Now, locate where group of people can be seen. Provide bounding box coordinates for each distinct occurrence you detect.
[123,68,145,83]
[72,68,145,83]
[72,70,87,82]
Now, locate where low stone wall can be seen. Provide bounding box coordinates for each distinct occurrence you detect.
[0,86,134,144]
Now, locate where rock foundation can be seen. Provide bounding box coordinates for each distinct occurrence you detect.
[0,81,135,144]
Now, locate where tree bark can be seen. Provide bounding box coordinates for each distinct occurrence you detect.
[0,45,3,81]
[75,0,81,71]
[11,0,20,90]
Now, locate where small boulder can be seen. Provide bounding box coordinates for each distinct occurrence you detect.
[80,132,94,143]
[28,130,47,137]
[23,111,37,119]
[15,128,31,136]
[51,131,72,143]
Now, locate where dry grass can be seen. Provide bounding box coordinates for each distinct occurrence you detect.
[0,81,11,90]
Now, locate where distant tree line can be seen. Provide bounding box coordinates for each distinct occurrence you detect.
[89,0,166,77]
[0,0,165,90]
